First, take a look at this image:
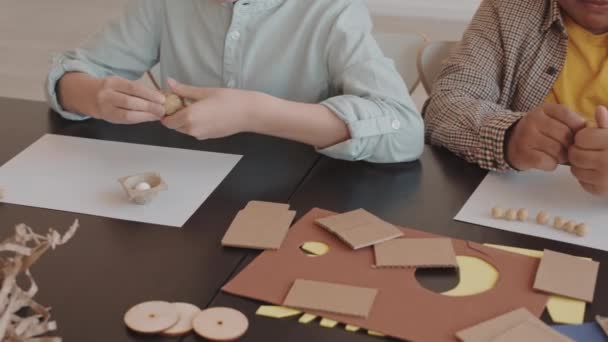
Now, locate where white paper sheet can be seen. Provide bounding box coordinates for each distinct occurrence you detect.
[455,166,608,251]
[0,134,241,227]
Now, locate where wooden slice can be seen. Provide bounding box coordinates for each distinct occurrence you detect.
[124,301,178,334]
[162,302,201,336]
[193,307,249,341]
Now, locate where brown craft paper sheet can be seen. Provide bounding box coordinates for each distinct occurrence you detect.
[597,316,608,336]
[456,308,571,342]
[245,201,290,211]
[533,249,599,302]
[283,279,378,318]
[314,209,403,249]
[374,238,458,268]
[222,209,549,342]
[221,203,296,250]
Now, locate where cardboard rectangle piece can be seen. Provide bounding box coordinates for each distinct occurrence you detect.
[315,209,403,249]
[597,316,608,336]
[283,279,378,318]
[374,238,457,268]
[456,308,572,342]
[492,320,573,342]
[221,201,296,250]
[533,249,599,302]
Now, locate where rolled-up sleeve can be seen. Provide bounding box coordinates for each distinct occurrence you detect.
[319,0,424,163]
[46,0,162,120]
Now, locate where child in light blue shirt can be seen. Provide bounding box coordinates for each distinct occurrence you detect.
[48,0,423,163]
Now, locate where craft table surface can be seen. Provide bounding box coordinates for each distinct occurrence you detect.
[204,143,608,341]
[0,97,320,342]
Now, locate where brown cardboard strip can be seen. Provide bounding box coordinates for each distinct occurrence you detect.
[533,249,599,302]
[374,238,458,268]
[221,201,296,250]
[315,209,403,249]
[456,308,572,342]
[597,315,608,336]
[283,279,378,318]
[491,320,573,342]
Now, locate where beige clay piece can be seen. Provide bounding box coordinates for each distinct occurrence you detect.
[536,211,550,225]
[124,301,179,334]
[491,207,505,219]
[516,209,528,222]
[119,172,168,205]
[505,209,517,221]
[553,216,565,230]
[163,92,185,115]
[575,224,588,237]
[192,307,249,341]
[563,221,576,234]
[162,302,201,336]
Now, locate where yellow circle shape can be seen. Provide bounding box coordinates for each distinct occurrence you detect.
[442,256,498,297]
[300,242,330,257]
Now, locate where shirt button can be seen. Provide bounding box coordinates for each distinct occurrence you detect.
[230,31,241,40]
[227,80,236,88]
[391,119,401,130]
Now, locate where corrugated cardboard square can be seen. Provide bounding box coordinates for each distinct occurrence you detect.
[456,308,535,342]
[374,238,457,268]
[221,204,296,250]
[597,315,608,336]
[283,279,378,318]
[315,209,403,249]
[533,249,599,302]
[492,320,573,342]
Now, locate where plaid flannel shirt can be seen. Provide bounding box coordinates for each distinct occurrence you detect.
[423,0,569,171]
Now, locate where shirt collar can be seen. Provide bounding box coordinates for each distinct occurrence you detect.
[542,0,566,33]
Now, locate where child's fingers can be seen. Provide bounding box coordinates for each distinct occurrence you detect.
[595,105,608,129]
[168,78,213,100]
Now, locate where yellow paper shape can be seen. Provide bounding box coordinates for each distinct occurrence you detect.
[442,256,498,297]
[483,244,544,258]
[300,242,330,256]
[320,318,338,328]
[368,330,385,336]
[547,295,585,324]
[484,243,586,325]
[255,305,301,319]
[345,324,360,332]
[298,313,317,324]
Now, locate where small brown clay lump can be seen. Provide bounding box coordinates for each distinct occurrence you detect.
[516,208,528,222]
[575,223,588,237]
[163,92,185,115]
[505,209,518,221]
[491,207,505,219]
[553,216,565,230]
[536,211,550,225]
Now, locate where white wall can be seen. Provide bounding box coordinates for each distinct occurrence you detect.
[367,0,480,21]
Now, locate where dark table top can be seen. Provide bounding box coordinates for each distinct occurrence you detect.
[0,97,320,342]
[205,143,608,341]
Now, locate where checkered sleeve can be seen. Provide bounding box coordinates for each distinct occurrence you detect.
[423,0,523,171]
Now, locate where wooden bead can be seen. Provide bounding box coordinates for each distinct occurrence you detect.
[491,207,505,219]
[536,211,550,225]
[563,221,576,233]
[505,209,517,221]
[553,216,565,230]
[516,209,528,221]
[575,223,588,237]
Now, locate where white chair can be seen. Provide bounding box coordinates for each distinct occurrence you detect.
[373,32,427,94]
[417,41,458,93]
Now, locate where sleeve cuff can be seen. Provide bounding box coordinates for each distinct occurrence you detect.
[478,111,524,171]
[45,53,106,121]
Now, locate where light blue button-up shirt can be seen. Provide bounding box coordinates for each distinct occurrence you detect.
[47,0,424,163]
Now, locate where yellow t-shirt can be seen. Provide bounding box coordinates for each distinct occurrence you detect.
[545,16,608,120]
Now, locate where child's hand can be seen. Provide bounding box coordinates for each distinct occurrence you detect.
[161,79,260,140]
[94,76,166,124]
[570,106,608,196]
